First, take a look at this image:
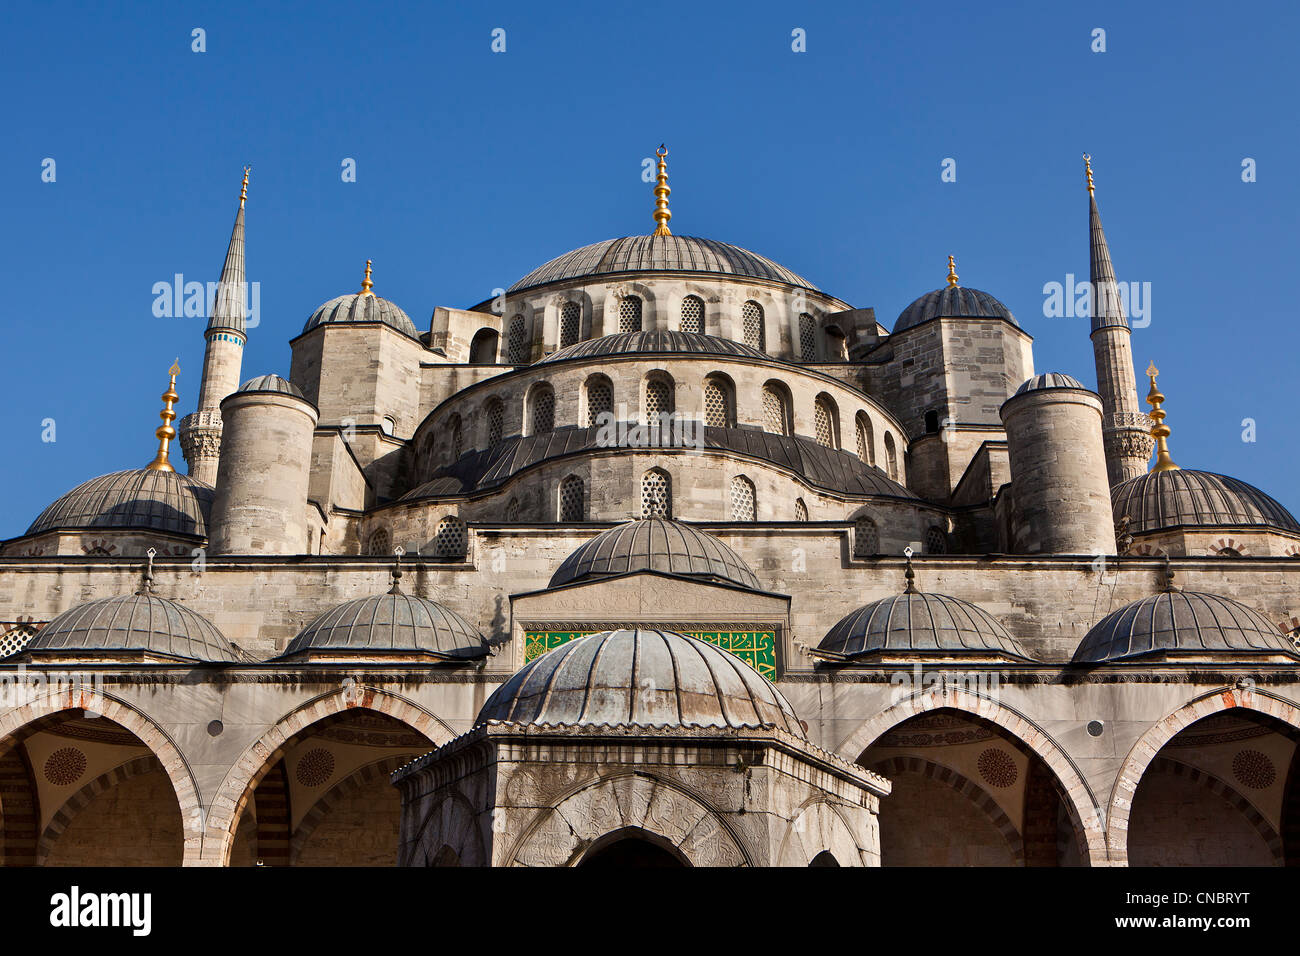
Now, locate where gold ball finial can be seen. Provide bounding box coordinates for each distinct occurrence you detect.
[145,360,182,472]
[652,144,672,237]
[1083,154,1095,195]
[360,259,374,296]
[1145,361,1180,473]
[946,255,959,288]
[240,166,251,206]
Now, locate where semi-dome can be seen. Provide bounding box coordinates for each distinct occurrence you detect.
[1014,373,1086,395]
[1112,469,1300,535]
[818,591,1032,660]
[476,628,805,735]
[894,286,1017,334]
[238,373,305,398]
[279,591,489,661]
[1073,590,1298,663]
[549,518,761,590]
[539,330,769,365]
[28,593,241,663]
[303,292,418,339]
[26,469,213,538]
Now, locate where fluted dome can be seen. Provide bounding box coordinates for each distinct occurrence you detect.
[894,286,1017,334]
[28,593,241,663]
[303,292,418,338]
[279,591,488,661]
[477,629,805,735]
[26,469,213,538]
[818,592,1031,660]
[1015,373,1085,395]
[540,330,768,365]
[1112,469,1300,535]
[507,235,817,294]
[550,518,761,590]
[1073,590,1298,663]
[238,373,305,398]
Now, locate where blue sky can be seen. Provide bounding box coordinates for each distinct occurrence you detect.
[2,0,1297,536]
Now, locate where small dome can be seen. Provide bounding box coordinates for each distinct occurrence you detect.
[29,593,240,663]
[894,286,1017,334]
[239,374,305,398]
[819,592,1032,660]
[550,518,761,590]
[507,235,818,295]
[539,330,768,365]
[26,469,213,538]
[1073,590,1298,663]
[303,293,418,338]
[279,591,488,661]
[476,628,804,735]
[1112,469,1300,535]
[1014,373,1086,395]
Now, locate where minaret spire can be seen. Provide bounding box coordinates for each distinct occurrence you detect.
[178,167,251,486]
[1083,155,1153,484]
[652,145,672,237]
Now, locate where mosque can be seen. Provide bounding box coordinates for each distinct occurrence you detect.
[1,150,1298,867]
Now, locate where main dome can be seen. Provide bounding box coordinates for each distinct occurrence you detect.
[476,628,805,735]
[539,330,768,364]
[549,518,762,590]
[26,469,214,538]
[507,236,818,294]
[1112,469,1300,535]
[894,286,1017,334]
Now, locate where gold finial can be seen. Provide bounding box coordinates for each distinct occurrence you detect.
[145,361,182,472]
[240,166,251,206]
[1145,361,1180,473]
[946,255,959,288]
[360,259,374,296]
[1083,154,1095,195]
[652,145,672,237]
[903,546,918,593]
[388,545,405,594]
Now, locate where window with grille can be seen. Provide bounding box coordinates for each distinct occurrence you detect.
[505,498,519,522]
[799,313,816,360]
[925,526,947,554]
[586,376,613,427]
[853,517,878,557]
[731,476,756,521]
[885,433,899,481]
[530,385,555,435]
[365,528,391,556]
[815,398,836,448]
[560,301,580,348]
[642,469,671,518]
[681,295,704,333]
[794,498,809,521]
[645,377,672,419]
[703,378,733,428]
[486,399,504,445]
[449,416,463,459]
[432,516,467,559]
[855,414,874,465]
[558,476,584,521]
[619,295,643,333]
[508,315,527,364]
[742,301,764,351]
[0,622,38,659]
[762,386,788,435]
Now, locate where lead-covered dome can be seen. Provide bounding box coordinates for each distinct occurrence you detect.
[1014,373,1085,395]
[278,591,489,661]
[1112,469,1300,535]
[476,628,805,735]
[539,330,768,364]
[1073,590,1298,663]
[238,373,305,398]
[818,592,1031,661]
[26,469,213,538]
[549,518,761,590]
[894,286,1017,334]
[303,292,418,338]
[28,593,241,663]
[508,235,817,294]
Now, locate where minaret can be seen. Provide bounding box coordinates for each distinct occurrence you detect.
[178,167,250,486]
[1084,155,1153,484]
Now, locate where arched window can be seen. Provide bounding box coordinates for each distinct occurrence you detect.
[794,498,809,521]
[703,375,735,428]
[505,498,520,522]
[558,475,584,522]
[924,526,947,554]
[731,476,756,521]
[528,384,555,435]
[855,413,874,466]
[814,395,838,449]
[798,312,817,361]
[469,328,499,364]
[507,315,528,364]
[884,432,899,481]
[559,301,580,348]
[742,300,765,351]
[641,468,671,518]
[585,375,613,428]
[762,383,791,435]
[448,414,464,459]
[365,528,391,556]
[826,325,847,360]
[853,516,878,557]
[485,398,504,445]
[380,416,396,437]
[644,374,674,421]
[680,295,704,333]
[432,516,467,559]
[619,295,643,333]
